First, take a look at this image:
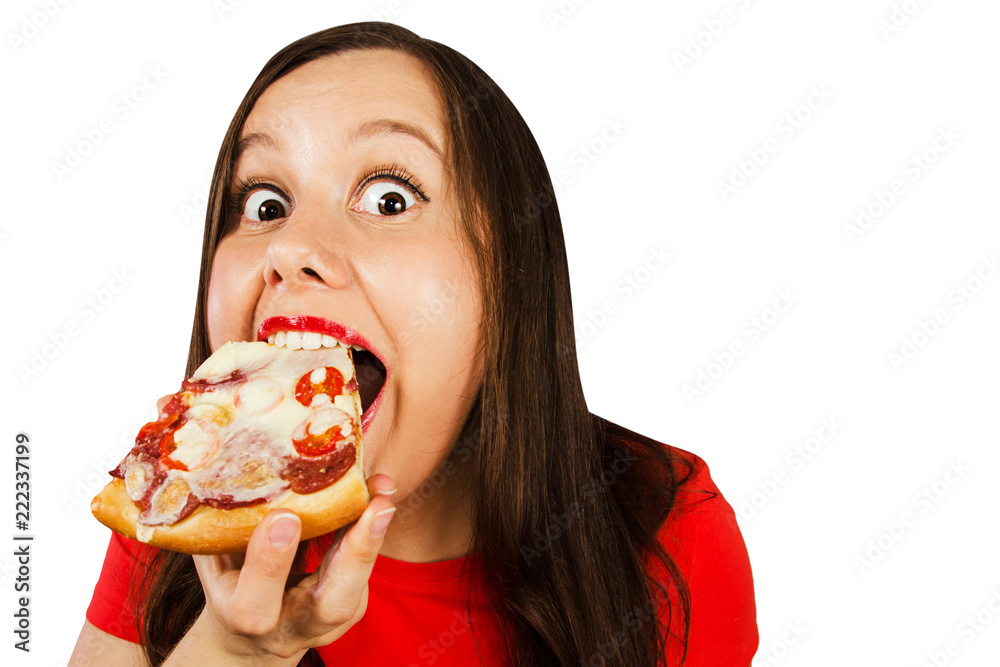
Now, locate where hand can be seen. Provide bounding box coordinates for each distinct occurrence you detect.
[156,394,173,412]
[188,474,397,662]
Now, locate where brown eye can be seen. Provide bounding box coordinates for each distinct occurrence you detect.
[356,182,416,216]
[378,192,407,215]
[244,190,291,222]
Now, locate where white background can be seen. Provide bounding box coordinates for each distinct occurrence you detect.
[2,0,998,665]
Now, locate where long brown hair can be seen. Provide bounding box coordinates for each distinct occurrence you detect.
[138,22,707,666]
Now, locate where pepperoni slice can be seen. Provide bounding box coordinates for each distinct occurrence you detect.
[295,366,346,408]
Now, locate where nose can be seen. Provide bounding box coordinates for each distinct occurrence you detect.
[262,206,352,291]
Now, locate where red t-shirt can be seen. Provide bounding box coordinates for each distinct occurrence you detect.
[86,451,757,665]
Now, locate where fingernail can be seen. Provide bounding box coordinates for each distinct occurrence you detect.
[373,487,397,497]
[268,516,299,546]
[371,507,396,538]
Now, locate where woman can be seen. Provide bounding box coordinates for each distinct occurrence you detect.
[71,22,757,666]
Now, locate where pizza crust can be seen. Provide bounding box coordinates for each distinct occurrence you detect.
[91,456,369,555]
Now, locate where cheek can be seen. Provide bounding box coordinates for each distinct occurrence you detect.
[386,274,482,494]
[385,237,482,365]
[397,244,484,407]
[206,238,264,349]
[404,278,470,344]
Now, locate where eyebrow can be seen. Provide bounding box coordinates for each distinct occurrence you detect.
[232,132,276,165]
[232,118,445,168]
[344,118,445,164]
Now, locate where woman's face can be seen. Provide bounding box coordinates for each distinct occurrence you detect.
[206,50,484,545]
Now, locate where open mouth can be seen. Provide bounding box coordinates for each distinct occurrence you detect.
[351,347,386,416]
[257,316,388,431]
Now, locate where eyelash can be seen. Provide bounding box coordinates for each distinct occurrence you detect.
[227,176,288,218]
[357,163,431,204]
[227,163,431,222]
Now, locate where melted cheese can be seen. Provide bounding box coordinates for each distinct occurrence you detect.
[189,341,279,381]
[136,342,360,523]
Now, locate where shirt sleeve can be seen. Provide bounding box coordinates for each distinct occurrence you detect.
[656,454,759,666]
[86,532,157,644]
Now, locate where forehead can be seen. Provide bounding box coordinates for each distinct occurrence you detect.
[242,49,447,156]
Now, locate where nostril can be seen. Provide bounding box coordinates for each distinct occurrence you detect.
[264,265,321,289]
[264,264,283,288]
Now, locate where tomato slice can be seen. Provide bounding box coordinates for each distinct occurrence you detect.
[161,418,221,471]
[291,407,353,457]
[295,366,346,408]
[159,431,188,470]
[135,391,187,461]
[292,426,343,457]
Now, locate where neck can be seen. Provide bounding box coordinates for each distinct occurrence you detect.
[378,452,477,562]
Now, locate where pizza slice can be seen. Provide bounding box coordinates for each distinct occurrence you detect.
[91,339,369,555]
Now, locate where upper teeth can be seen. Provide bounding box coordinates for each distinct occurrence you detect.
[268,331,365,352]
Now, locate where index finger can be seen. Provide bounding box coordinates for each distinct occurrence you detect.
[192,552,239,617]
[226,510,302,634]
